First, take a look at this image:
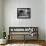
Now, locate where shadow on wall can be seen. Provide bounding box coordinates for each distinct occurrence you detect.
[0,31,3,39]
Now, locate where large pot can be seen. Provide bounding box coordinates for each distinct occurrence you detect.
[0,39,7,44]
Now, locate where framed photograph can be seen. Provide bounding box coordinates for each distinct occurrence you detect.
[17,8,31,19]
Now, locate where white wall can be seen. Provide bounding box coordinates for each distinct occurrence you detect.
[0,0,2,27]
[0,0,3,38]
[3,0,45,40]
[45,0,46,40]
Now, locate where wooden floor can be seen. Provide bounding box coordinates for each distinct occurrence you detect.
[8,40,46,46]
[0,40,46,46]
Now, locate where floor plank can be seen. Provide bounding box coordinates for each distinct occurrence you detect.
[0,40,45,46]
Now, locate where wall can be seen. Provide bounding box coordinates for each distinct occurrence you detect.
[0,0,3,38]
[4,0,45,40]
[45,0,46,40]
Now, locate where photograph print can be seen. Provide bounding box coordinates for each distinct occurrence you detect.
[17,8,31,19]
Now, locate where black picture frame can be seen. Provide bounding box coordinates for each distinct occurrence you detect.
[17,8,31,19]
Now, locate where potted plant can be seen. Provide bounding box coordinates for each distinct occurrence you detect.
[0,26,7,44]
